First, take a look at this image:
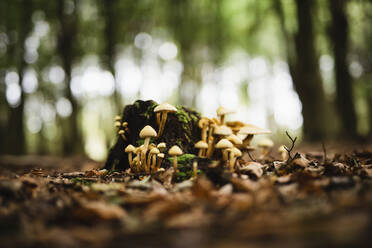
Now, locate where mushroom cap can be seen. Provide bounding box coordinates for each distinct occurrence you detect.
[114,121,121,127]
[216,106,235,116]
[214,125,233,136]
[198,117,211,128]
[194,140,208,149]
[139,125,157,138]
[226,121,246,128]
[258,138,274,148]
[215,139,233,149]
[118,130,125,135]
[237,133,248,141]
[278,145,287,153]
[232,147,242,157]
[157,153,165,158]
[238,124,271,135]
[168,145,183,156]
[122,122,128,127]
[154,102,177,113]
[115,116,121,121]
[150,147,160,154]
[157,142,166,149]
[227,134,243,145]
[125,144,135,153]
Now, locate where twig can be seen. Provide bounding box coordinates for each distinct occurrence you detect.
[247,150,256,162]
[284,131,297,163]
[322,141,327,164]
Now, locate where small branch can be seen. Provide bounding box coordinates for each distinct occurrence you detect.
[284,131,297,163]
[322,141,327,164]
[247,150,256,162]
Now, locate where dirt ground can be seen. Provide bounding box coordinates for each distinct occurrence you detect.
[0,144,371,248]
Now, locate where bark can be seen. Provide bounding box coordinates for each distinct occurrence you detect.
[275,0,327,141]
[102,0,121,111]
[328,0,358,139]
[57,0,82,154]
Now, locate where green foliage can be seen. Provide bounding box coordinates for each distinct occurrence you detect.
[168,153,196,165]
[136,138,156,146]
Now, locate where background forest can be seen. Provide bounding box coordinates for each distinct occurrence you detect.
[0,0,371,161]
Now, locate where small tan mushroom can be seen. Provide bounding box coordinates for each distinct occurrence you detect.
[139,126,157,168]
[114,121,121,128]
[118,130,127,141]
[154,103,177,138]
[207,125,233,158]
[227,134,243,145]
[115,115,121,121]
[195,140,208,157]
[156,153,165,170]
[229,147,242,172]
[168,145,183,172]
[125,144,136,168]
[198,117,211,142]
[157,142,166,152]
[278,145,288,161]
[216,106,235,125]
[238,124,271,146]
[257,138,274,158]
[215,139,233,161]
[149,147,160,171]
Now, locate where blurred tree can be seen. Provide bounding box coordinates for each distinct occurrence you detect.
[328,0,358,139]
[57,0,83,154]
[275,0,327,141]
[3,0,33,154]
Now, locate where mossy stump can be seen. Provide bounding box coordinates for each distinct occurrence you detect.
[104,100,201,171]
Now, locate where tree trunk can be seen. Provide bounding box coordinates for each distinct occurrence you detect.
[102,0,121,111]
[5,0,33,154]
[57,0,83,155]
[328,0,358,139]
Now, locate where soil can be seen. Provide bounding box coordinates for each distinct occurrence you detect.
[0,145,371,248]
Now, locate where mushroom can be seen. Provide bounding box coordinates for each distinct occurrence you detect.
[229,147,242,172]
[198,117,211,142]
[215,138,233,161]
[115,115,121,121]
[122,122,129,132]
[148,147,160,172]
[154,102,177,138]
[125,145,135,168]
[227,134,243,146]
[139,125,157,168]
[278,145,288,161]
[114,121,121,129]
[216,106,235,125]
[157,142,167,152]
[195,140,208,157]
[118,130,127,141]
[226,121,246,134]
[205,122,217,158]
[168,145,183,172]
[238,124,271,147]
[207,125,233,158]
[156,153,165,170]
[257,138,274,158]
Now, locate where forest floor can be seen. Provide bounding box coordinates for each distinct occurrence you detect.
[0,143,371,248]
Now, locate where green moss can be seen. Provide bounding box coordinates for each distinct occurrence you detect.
[176,106,192,124]
[142,102,158,120]
[168,153,196,165]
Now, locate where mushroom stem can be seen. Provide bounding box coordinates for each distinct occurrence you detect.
[262,147,269,157]
[222,149,229,161]
[193,161,198,178]
[205,125,215,158]
[128,153,133,168]
[243,134,254,146]
[157,157,163,169]
[156,112,161,127]
[173,155,178,172]
[201,125,208,142]
[119,132,127,141]
[198,148,204,157]
[151,155,157,171]
[281,152,287,161]
[158,112,168,138]
[229,152,235,172]
[220,115,225,125]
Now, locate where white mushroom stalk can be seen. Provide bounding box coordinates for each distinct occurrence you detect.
[278,145,288,161]
[156,153,164,170]
[139,126,157,169]
[229,147,242,172]
[125,145,135,168]
[198,117,210,142]
[154,103,177,138]
[168,145,183,172]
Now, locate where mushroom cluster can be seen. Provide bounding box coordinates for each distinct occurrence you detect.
[195,106,273,172]
[119,102,185,173]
